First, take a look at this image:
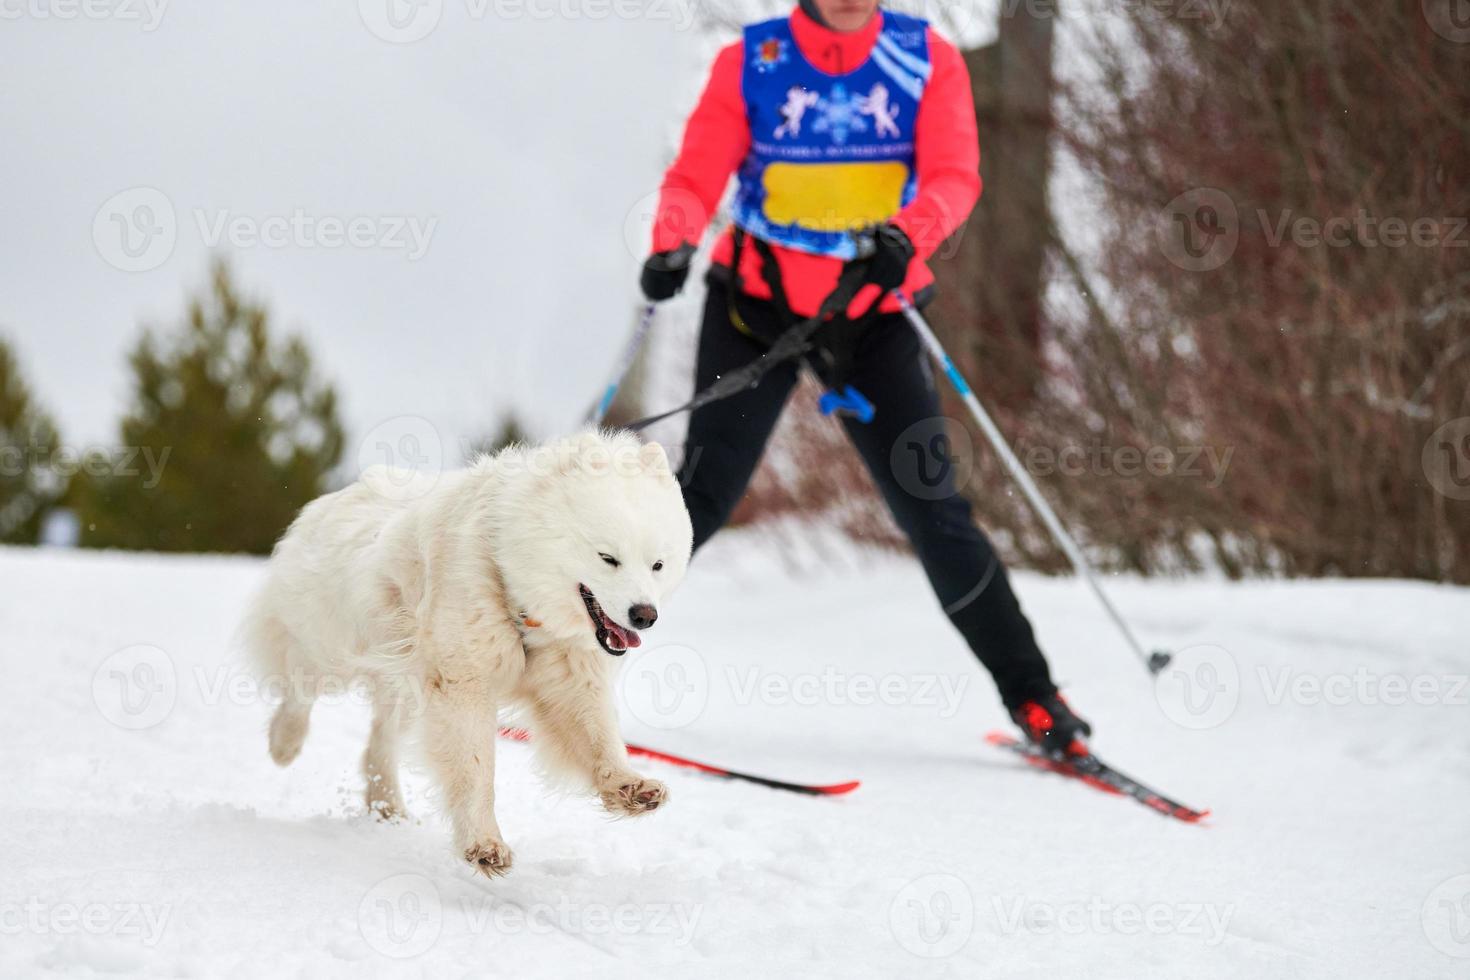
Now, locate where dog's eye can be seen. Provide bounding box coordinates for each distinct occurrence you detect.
[652,561,664,572]
[599,553,620,568]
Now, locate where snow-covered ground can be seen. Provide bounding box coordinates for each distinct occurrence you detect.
[3,540,1468,978]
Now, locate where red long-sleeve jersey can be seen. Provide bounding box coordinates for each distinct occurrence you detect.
[650,6,981,317]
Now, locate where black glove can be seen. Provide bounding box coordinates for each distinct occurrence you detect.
[852,223,915,294]
[640,242,697,301]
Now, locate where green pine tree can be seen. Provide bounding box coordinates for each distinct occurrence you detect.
[74,261,345,554]
[0,337,64,544]
[465,412,534,459]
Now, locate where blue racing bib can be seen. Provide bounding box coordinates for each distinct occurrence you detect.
[731,11,931,260]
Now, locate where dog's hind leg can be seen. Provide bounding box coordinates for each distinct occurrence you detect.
[247,609,316,767]
[268,692,314,767]
[363,694,410,821]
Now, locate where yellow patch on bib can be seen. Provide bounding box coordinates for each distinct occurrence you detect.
[761,161,910,232]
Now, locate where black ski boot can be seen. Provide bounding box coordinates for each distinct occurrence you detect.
[1011,694,1092,756]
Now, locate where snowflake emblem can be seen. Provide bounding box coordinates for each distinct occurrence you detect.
[750,36,789,74]
[810,83,868,146]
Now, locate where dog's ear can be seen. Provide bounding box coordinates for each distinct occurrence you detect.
[639,441,672,475]
[553,432,612,476]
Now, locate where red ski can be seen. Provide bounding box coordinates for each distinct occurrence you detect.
[498,727,860,797]
[986,731,1210,823]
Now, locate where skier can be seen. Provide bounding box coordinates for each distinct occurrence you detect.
[639,0,1091,754]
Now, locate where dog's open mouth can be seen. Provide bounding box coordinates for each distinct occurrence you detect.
[579,585,641,656]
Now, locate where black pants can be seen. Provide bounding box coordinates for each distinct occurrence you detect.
[676,278,1058,710]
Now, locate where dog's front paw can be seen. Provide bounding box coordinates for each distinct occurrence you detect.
[464,839,514,878]
[599,777,668,817]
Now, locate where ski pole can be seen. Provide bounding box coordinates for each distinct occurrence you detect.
[894,293,1173,678]
[590,303,657,425]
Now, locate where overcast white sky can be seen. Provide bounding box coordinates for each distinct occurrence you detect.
[2,0,1058,475]
[0,2,700,466]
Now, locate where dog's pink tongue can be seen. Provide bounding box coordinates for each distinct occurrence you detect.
[601,612,642,649]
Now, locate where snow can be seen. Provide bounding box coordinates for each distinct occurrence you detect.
[3,540,1468,978]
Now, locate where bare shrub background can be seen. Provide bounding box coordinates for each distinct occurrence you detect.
[1011,3,1470,581]
[690,2,1470,583]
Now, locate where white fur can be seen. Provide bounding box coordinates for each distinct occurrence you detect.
[239,430,693,877]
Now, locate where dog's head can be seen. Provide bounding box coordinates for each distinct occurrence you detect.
[504,431,692,656]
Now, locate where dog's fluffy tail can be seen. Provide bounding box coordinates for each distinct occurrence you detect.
[239,587,294,681]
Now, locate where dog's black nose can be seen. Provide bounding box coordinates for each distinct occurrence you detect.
[628,604,657,630]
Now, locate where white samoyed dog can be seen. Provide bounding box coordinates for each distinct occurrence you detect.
[239,430,693,877]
